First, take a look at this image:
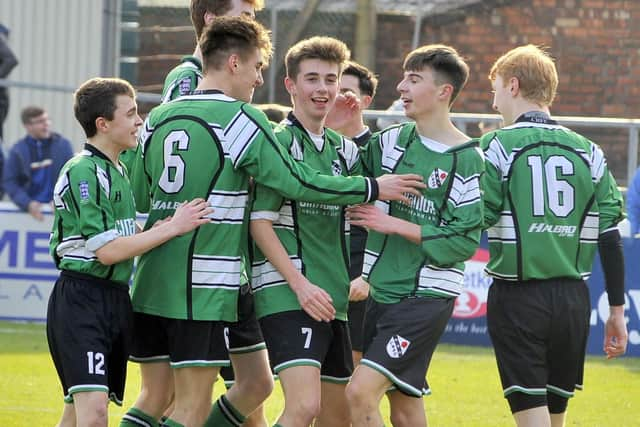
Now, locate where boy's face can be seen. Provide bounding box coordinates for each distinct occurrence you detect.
[106,95,142,150]
[231,48,265,103]
[286,59,340,124]
[491,75,515,124]
[396,67,446,120]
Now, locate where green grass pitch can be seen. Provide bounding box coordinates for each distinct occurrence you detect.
[0,321,638,426]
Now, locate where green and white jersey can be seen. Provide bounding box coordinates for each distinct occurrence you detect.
[160,56,203,104]
[50,144,137,285]
[480,112,624,281]
[251,113,363,320]
[129,90,376,321]
[361,123,484,304]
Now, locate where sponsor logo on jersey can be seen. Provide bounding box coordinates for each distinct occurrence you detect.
[116,218,137,237]
[528,223,577,237]
[386,334,410,358]
[151,200,183,211]
[331,159,343,176]
[428,168,448,189]
[401,193,437,216]
[179,77,192,95]
[79,181,90,203]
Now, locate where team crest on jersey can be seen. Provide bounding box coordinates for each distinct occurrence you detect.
[179,77,192,95]
[331,159,343,176]
[78,181,90,203]
[428,168,449,189]
[386,335,410,358]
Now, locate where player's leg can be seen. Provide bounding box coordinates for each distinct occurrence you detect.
[55,402,76,427]
[387,391,427,427]
[487,279,554,427]
[219,365,269,427]
[122,312,174,426]
[348,299,367,366]
[276,365,322,426]
[315,320,353,427]
[345,364,389,427]
[171,365,220,425]
[546,279,590,427]
[73,391,110,426]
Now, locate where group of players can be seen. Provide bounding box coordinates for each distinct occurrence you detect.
[45,1,629,427]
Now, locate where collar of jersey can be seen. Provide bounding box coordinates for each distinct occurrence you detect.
[286,111,326,152]
[84,143,111,163]
[515,111,557,125]
[191,89,225,96]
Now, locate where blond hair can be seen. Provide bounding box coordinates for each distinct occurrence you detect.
[489,44,558,106]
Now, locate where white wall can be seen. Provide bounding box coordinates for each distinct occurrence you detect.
[0,0,118,152]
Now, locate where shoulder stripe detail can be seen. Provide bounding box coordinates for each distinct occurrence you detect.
[224,111,260,168]
[191,255,242,289]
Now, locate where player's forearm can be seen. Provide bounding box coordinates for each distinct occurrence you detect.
[95,222,182,265]
[598,229,625,306]
[250,219,307,290]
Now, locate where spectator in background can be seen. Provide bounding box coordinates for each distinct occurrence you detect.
[3,106,73,220]
[627,167,640,237]
[0,23,18,141]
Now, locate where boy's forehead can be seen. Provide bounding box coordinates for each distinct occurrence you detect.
[298,58,340,75]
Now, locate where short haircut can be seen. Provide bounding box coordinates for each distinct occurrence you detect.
[403,44,469,105]
[256,103,290,123]
[21,106,46,125]
[342,60,378,98]
[190,0,264,39]
[199,16,272,72]
[489,44,558,107]
[285,36,351,80]
[73,78,135,138]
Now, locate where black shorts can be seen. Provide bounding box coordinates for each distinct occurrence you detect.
[361,297,454,397]
[46,271,133,405]
[130,284,265,367]
[487,278,590,406]
[348,299,367,352]
[260,310,354,383]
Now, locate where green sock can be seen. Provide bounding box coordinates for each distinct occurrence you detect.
[204,394,247,427]
[120,407,158,427]
[160,417,185,427]
[273,424,284,427]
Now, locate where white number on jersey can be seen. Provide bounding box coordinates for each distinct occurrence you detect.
[159,130,190,193]
[301,327,312,349]
[527,155,575,218]
[87,351,105,375]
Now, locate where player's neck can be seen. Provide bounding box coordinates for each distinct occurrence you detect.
[505,98,550,125]
[87,136,121,165]
[292,108,325,135]
[197,73,233,98]
[414,108,469,146]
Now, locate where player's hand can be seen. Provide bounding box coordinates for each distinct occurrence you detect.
[375,174,425,203]
[603,306,628,359]
[28,200,44,221]
[349,276,370,302]
[151,216,172,229]
[169,199,213,235]
[347,204,397,235]
[292,278,336,322]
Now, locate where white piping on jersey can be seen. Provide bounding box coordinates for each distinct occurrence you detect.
[53,172,70,210]
[378,127,405,173]
[86,229,120,252]
[449,173,481,209]
[363,249,463,295]
[251,210,279,222]
[417,264,464,296]
[96,164,110,199]
[251,256,303,291]
[223,111,260,168]
[487,211,516,242]
[191,255,242,289]
[205,190,248,223]
[374,200,390,214]
[501,121,567,131]
[138,120,154,156]
[56,235,99,262]
[579,212,600,242]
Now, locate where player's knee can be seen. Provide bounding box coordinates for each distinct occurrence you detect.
[290,395,321,423]
[547,393,568,414]
[507,391,547,413]
[345,381,370,409]
[237,370,273,402]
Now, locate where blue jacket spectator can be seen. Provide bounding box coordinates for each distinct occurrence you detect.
[3,106,73,220]
[627,168,640,237]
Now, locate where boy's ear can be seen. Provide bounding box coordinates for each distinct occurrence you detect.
[361,94,373,109]
[439,83,454,102]
[227,54,240,73]
[509,76,520,96]
[95,117,108,133]
[284,76,296,96]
